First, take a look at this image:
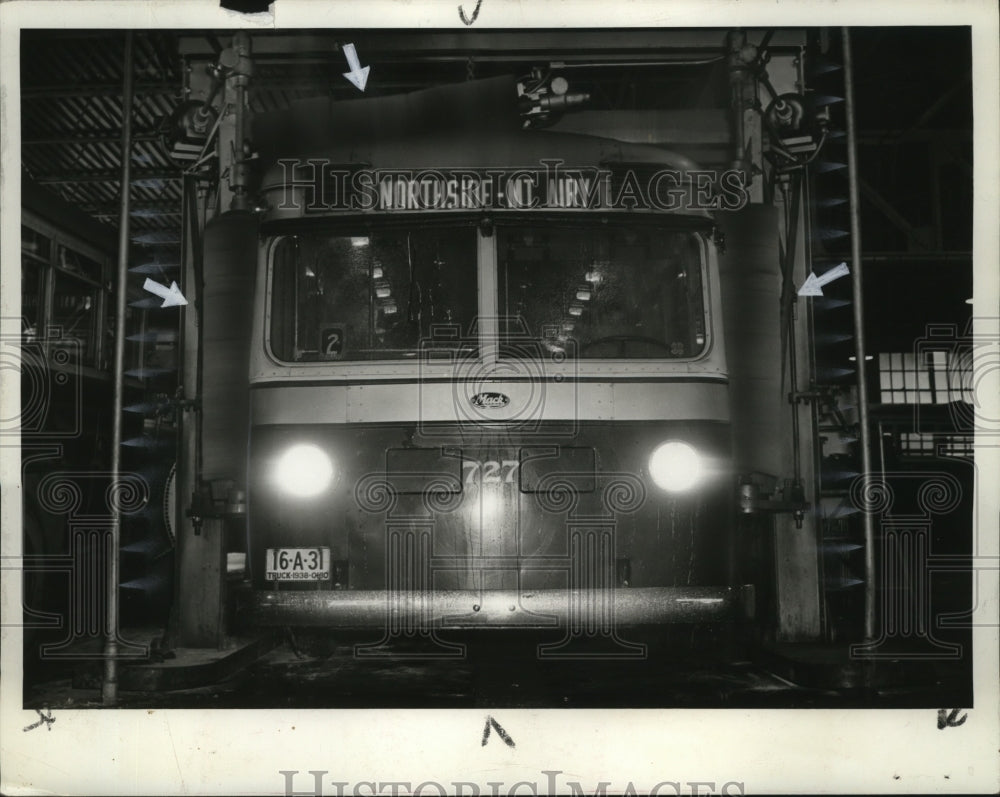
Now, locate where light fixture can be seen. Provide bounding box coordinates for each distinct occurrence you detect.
[351,237,369,248]
[273,444,334,498]
[648,441,702,492]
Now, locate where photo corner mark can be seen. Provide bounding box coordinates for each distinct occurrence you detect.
[937,708,968,729]
[458,0,484,26]
[482,715,515,748]
[23,709,56,733]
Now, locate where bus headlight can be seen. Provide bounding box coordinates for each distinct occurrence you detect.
[273,444,334,498]
[648,441,702,492]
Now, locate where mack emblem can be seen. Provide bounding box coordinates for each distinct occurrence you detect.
[471,392,510,409]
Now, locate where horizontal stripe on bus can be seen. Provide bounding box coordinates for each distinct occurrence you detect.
[251,375,728,387]
[250,379,730,425]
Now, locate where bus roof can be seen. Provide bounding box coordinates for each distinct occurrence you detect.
[255,76,732,218]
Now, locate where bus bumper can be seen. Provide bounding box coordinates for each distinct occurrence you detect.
[237,585,755,628]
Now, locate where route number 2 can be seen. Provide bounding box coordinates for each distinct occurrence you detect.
[463,459,519,486]
[321,326,344,358]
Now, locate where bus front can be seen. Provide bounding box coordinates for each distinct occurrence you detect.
[241,133,750,643]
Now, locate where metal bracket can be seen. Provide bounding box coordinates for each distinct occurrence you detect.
[173,397,200,413]
[186,481,246,534]
[185,487,215,534]
[739,475,808,529]
[712,226,726,254]
[789,388,829,405]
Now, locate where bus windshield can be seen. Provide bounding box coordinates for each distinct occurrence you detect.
[269,220,707,363]
[497,222,706,359]
[270,225,478,361]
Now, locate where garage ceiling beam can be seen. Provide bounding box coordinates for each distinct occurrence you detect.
[23,79,433,102]
[81,200,180,215]
[859,176,936,252]
[35,169,180,184]
[858,128,972,145]
[179,30,805,58]
[897,70,972,139]
[861,70,974,149]
[861,251,970,263]
[22,82,177,99]
[100,210,183,218]
[24,130,161,145]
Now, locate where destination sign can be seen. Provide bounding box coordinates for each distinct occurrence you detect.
[267,159,750,215]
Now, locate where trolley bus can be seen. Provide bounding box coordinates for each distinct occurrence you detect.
[227,123,770,639]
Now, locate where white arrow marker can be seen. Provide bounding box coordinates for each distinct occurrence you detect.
[143,278,188,307]
[798,261,850,297]
[341,43,370,92]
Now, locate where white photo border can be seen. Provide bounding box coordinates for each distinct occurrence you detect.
[1,1,998,794]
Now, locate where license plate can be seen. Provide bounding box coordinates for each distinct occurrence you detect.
[266,547,331,581]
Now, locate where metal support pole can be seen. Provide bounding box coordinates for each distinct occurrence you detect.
[726,30,750,180]
[226,32,252,212]
[842,27,877,642]
[103,31,134,706]
[784,173,804,487]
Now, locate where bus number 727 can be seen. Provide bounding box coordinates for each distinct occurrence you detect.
[462,459,519,486]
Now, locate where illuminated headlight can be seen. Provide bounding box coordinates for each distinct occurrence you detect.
[648,441,702,492]
[273,444,334,498]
